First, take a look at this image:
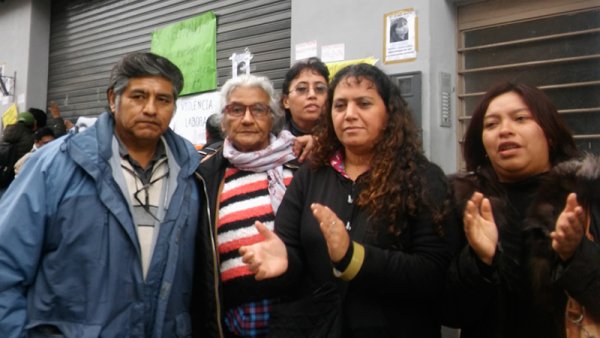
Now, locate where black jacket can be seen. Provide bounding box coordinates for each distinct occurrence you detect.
[274,158,459,338]
[191,151,224,338]
[444,156,600,338]
[443,169,548,338]
[525,154,600,336]
[2,122,34,162]
[0,122,34,187]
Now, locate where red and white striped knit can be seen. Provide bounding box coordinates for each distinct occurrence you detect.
[217,166,294,282]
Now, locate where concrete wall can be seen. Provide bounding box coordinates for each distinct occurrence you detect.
[0,0,50,121]
[27,0,51,111]
[291,0,459,172]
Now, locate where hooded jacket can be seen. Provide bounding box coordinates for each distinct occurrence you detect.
[0,112,201,338]
[2,121,34,160]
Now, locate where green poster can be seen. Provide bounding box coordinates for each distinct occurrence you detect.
[151,12,217,95]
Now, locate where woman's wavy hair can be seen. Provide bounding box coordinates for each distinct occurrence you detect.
[311,63,442,234]
[463,82,579,174]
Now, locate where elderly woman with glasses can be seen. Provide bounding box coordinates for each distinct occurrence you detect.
[192,74,299,338]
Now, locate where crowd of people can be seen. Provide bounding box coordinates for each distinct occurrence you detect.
[0,51,597,338]
[0,101,68,197]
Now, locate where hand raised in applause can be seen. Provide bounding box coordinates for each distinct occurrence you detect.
[463,192,498,265]
[49,101,61,118]
[311,203,350,263]
[551,193,585,262]
[239,221,288,280]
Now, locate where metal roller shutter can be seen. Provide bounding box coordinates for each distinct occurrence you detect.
[48,0,291,119]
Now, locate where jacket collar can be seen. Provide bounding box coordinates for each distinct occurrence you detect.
[67,112,199,178]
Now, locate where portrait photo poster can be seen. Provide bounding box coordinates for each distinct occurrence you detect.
[384,8,418,64]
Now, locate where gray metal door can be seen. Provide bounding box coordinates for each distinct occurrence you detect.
[48,0,291,118]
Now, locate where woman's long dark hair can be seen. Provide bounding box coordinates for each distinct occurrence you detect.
[311,63,445,234]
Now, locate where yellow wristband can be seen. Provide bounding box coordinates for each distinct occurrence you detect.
[333,242,365,281]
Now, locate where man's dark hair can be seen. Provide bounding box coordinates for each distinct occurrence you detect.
[205,113,223,145]
[34,126,55,142]
[27,108,47,128]
[107,52,185,103]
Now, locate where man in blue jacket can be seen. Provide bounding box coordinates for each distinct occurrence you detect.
[0,52,200,338]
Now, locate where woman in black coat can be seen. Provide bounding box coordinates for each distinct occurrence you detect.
[442,82,598,338]
[239,63,459,338]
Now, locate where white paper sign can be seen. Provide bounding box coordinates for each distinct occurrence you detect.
[295,40,318,61]
[321,43,345,62]
[170,91,221,147]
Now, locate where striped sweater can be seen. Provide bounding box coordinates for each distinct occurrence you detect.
[217,166,294,306]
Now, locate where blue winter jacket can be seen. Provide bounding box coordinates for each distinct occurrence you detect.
[0,112,201,338]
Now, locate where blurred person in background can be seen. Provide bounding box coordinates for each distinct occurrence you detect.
[13,126,55,176]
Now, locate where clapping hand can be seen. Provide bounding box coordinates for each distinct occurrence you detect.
[551,193,585,262]
[239,221,288,280]
[49,101,61,118]
[463,192,498,265]
[311,203,350,263]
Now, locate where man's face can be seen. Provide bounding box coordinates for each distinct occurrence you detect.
[108,76,175,146]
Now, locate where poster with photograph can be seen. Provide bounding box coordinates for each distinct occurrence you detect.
[384,9,418,64]
[230,48,254,78]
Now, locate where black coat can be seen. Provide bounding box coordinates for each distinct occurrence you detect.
[443,169,550,338]
[525,154,600,335]
[2,122,34,162]
[273,159,459,338]
[191,151,225,338]
[444,156,600,338]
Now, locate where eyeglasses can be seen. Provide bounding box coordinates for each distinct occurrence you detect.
[223,103,271,118]
[290,84,328,96]
[121,163,169,223]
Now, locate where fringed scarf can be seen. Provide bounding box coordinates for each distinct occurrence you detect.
[223,130,296,212]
